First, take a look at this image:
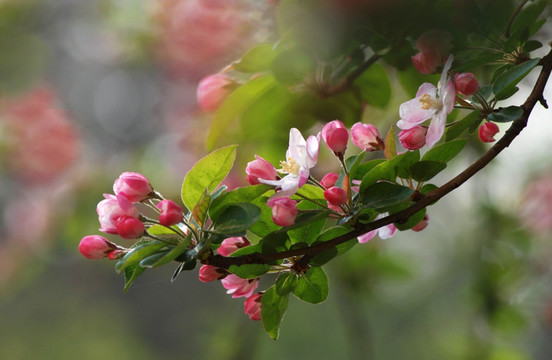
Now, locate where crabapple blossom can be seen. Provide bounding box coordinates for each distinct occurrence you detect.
[357,213,397,243]
[244,293,263,321]
[412,50,441,75]
[198,265,227,282]
[260,128,320,198]
[398,126,427,150]
[267,197,298,227]
[197,74,238,112]
[115,216,145,239]
[245,155,278,185]
[217,237,251,256]
[454,72,479,96]
[156,199,184,226]
[324,187,347,206]
[320,172,339,188]
[478,122,499,143]
[113,172,153,203]
[350,122,384,151]
[221,275,259,298]
[411,29,452,74]
[97,194,140,235]
[78,235,118,259]
[397,55,456,148]
[322,120,349,155]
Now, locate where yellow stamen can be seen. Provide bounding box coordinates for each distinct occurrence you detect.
[280,158,300,175]
[419,93,442,111]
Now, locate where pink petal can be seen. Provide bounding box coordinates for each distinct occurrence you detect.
[426,112,447,148]
[416,82,437,98]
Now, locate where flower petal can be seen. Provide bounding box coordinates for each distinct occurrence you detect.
[426,112,447,148]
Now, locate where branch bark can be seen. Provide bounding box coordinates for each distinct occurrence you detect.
[206,48,552,270]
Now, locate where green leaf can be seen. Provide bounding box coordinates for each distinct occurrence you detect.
[353,63,392,108]
[228,264,270,279]
[206,75,277,148]
[359,151,419,192]
[212,203,261,236]
[248,196,280,237]
[181,145,237,211]
[261,286,290,340]
[384,126,397,160]
[492,58,540,101]
[488,106,523,123]
[210,184,271,222]
[394,208,426,231]
[140,235,192,268]
[353,159,386,180]
[293,267,329,304]
[288,202,327,245]
[446,110,481,141]
[421,139,467,163]
[294,184,325,200]
[271,47,315,86]
[510,0,548,37]
[361,182,414,209]
[123,263,146,293]
[411,161,447,182]
[397,66,439,98]
[275,272,299,296]
[139,251,170,268]
[260,231,292,254]
[115,241,167,273]
[310,226,356,267]
[192,189,211,227]
[232,43,276,73]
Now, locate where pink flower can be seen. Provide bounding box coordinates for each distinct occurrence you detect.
[398,126,427,150]
[350,122,384,151]
[244,293,263,321]
[246,155,278,185]
[78,235,118,259]
[411,29,452,74]
[411,215,429,232]
[197,74,238,112]
[478,122,499,143]
[322,120,349,155]
[397,55,456,148]
[260,128,320,198]
[320,172,339,188]
[267,197,298,227]
[156,199,184,226]
[199,265,227,282]
[221,274,259,298]
[115,216,145,239]
[97,194,140,235]
[412,50,441,75]
[357,213,397,243]
[324,187,347,206]
[113,172,153,202]
[454,72,479,96]
[217,237,251,256]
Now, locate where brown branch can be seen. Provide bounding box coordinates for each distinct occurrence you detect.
[206,48,552,270]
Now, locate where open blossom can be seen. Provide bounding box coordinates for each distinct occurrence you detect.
[246,155,278,185]
[244,293,263,321]
[78,235,119,259]
[357,213,397,243]
[97,194,140,235]
[113,172,153,202]
[260,128,320,198]
[322,120,349,155]
[267,197,298,227]
[221,275,259,298]
[350,123,384,151]
[478,122,499,143]
[156,199,184,226]
[397,55,456,148]
[218,237,251,256]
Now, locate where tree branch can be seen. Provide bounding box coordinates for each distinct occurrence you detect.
[206,48,552,270]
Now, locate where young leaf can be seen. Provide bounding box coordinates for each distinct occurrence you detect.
[421,139,467,163]
[192,189,211,227]
[492,58,540,101]
[293,267,329,304]
[487,106,523,123]
[275,272,299,296]
[446,110,481,141]
[123,263,146,293]
[310,226,356,266]
[288,202,327,245]
[232,43,276,73]
[261,286,290,340]
[141,235,192,269]
[116,241,167,273]
[181,145,237,211]
[353,62,392,108]
[361,182,414,209]
[248,196,280,237]
[212,203,261,236]
[411,161,447,182]
[210,184,271,222]
[228,264,270,279]
[384,126,397,160]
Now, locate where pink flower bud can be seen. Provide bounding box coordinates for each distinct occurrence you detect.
[244,292,263,321]
[78,235,117,259]
[107,249,127,260]
[320,172,339,188]
[222,274,259,298]
[398,126,427,150]
[197,74,238,112]
[267,197,298,227]
[246,155,278,185]
[113,172,153,203]
[97,194,140,235]
[324,187,347,206]
[454,72,479,96]
[217,236,251,256]
[198,265,227,282]
[322,120,349,155]
[478,122,499,143]
[411,50,440,75]
[156,199,184,226]
[411,215,429,232]
[350,122,384,151]
[115,216,145,239]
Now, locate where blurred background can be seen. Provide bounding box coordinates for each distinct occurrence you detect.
[1,0,552,359]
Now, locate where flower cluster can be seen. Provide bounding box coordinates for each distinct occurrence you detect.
[78,172,184,259]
